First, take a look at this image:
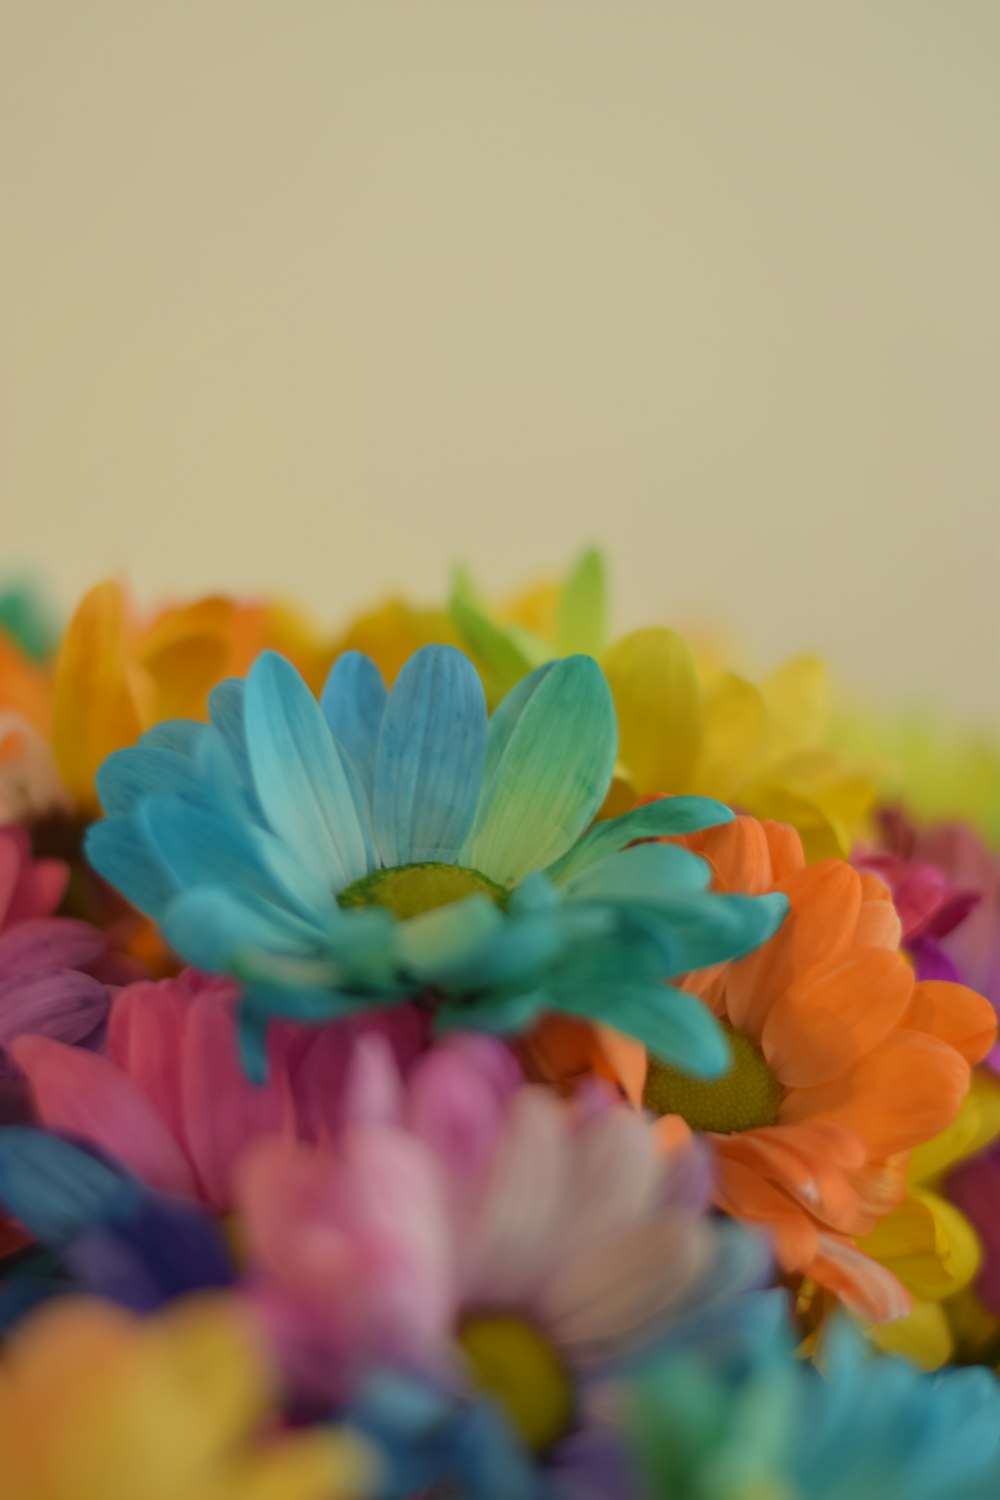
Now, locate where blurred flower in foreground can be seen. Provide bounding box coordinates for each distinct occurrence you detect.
[238,1043,767,1499]
[631,1317,1000,1500]
[88,645,786,1077]
[528,814,997,1319]
[451,549,873,860]
[0,1295,371,1500]
[51,580,330,813]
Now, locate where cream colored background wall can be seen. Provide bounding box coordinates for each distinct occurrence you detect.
[3,2,998,719]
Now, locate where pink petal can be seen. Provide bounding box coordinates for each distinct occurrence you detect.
[461,1088,571,1303]
[12,1034,199,1199]
[405,1037,521,1188]
[179,989,294,1210]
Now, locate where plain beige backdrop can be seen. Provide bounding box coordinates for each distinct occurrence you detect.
[3,2,998,720]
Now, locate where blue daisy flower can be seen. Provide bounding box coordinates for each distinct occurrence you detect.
[86,645,787,1076]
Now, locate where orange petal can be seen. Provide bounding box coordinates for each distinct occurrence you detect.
[903,980,998,1065]
[713,1152,819,1270]
[810,1233,912,1323]
[762,949,914,1088]
[780,1031,970,1158]
[51,581,150,807]
[725,861,862,1038]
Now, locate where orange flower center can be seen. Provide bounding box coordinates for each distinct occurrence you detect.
[643,1020,783,1134]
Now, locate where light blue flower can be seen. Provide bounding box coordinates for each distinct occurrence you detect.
[86,645,787,1076]
[633,1317,1000,1500]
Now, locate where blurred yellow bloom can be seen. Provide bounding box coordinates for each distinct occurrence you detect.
[859,1070,1000,1368]
[333,597,461,687]
[0,1296,371,1500]
[450,551,873,859]
[833,707,1000,849]
[51,581,331,811]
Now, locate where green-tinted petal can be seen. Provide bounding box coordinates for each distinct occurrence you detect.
[553,547,607,658]
[468,656,617,887]
[560,842,712,904]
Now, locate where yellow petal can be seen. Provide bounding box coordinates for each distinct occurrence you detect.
[910,1070,1000,1184]
[857,1188,980,1301]
[336,598,461,686]
[601,628,703,793]
[51,582,150,807]
[869,1298,954,1370]
[691,671,767,801]
[762,654,830,749]
[212,1433,377,1500]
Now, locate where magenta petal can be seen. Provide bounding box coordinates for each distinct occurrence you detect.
[948,1145,1000,1316]
[0,917,107,977]
[0,969,109,1052]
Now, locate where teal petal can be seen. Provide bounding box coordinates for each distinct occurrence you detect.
[467,655,617,887]
[557,980,731,1078]
[161,884,320,974]
[435,990,544,1035]
[562,842,712,904]
[546,795,734,884]
[627,891,789,976]
[397,894,504,983]
[373,645,487,867]
[138,720,205,757]
[245,651,373,889]
[321,651,387,804]
[553,547,607,658]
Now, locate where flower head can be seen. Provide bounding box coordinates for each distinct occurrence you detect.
[0,1295,370,1500]
[87,645,786,1078]
[531,814,997,1319]
[237,1038,767,1496]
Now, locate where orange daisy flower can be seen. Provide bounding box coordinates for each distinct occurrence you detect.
[525,813,997,1320]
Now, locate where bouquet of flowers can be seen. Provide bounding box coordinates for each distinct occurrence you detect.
[0,553,998,1499]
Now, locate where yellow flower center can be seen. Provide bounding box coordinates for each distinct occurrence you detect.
[458,1313,575,1454]
[643,1020,783,1134]
[337,861,508,920]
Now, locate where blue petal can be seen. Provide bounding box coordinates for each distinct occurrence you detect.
[137,719,206,757]
[321,651,387,804]
[373,645,487,866]
[85,814,177,918]
[161,884,321,973]
[245,651,374,888]
[70,1195,234,1310]
[546,795,735,884]
[0,1130,141,1245]
[142,796,335,924]
[208,678,264,816]
[95,745,207,818]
